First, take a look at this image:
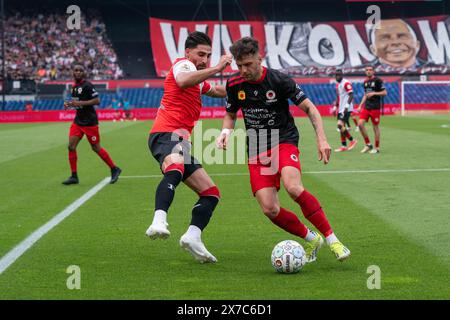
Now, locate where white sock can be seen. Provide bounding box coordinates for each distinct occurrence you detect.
[326,233,339,245]
[153,210,167,224]
[304,229,317,242]
[186,225,202,239]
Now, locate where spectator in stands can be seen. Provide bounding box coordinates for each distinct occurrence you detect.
[5,11,123,82]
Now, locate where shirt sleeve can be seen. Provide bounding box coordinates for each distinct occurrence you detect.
[85,83,99,100]
[173,59,197,79]
[344,81,353,93]
[225,81,240,113]
[280,73,308,105]
[376,78,385,91]
[200,81,213,95]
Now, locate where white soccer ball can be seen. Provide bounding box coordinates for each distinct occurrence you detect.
[271,240,307,274]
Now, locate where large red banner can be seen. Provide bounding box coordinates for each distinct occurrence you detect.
[150,18,266,77]
[150,16,450,77]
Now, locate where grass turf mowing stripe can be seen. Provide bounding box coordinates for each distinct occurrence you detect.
[0,178,110,275]
[118,168,450,179]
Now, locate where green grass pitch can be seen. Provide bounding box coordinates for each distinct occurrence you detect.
[0,115,449,299]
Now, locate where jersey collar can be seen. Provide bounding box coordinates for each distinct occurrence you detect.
[74,79,85,87]
[248,66,267,84]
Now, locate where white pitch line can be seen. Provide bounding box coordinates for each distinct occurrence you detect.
[0,177,110,275]
[120,168,450,179]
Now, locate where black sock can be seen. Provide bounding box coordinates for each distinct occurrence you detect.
[71,172,78,178]
[155,170,183,212]
[190,196,219,231]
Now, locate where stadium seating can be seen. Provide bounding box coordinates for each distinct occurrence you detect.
[1,82,404,111]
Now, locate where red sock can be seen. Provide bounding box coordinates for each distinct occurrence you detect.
[344,130,352,140]
[375,139,380,148]
[69,150,77,173]
[340,133,346,146]
[295,190,333,237]
[353,117,358,126]
[270,207,308,239]
[97,148,116,169]
[364,136,370,145]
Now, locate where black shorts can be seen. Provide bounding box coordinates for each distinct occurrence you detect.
[148,132,202,181]
[337,110,351,123]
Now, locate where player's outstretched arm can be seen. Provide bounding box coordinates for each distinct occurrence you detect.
[204,85,227,98]
[216,112,237,150]
[176,54,233,89]
[298,98,331,164]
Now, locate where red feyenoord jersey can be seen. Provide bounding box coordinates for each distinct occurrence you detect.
[150,58,212,138]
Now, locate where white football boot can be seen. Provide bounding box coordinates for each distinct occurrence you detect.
[145,220,170,239]
[180,233,217,263]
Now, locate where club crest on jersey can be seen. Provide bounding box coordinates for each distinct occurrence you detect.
[266,90,277,103]
[77,87,82,94]
[238,90,246,100]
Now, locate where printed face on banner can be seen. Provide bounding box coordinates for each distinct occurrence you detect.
[370,19,421,68]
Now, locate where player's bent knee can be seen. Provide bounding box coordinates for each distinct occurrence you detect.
[285,184,304,199]
[262,204,280,219]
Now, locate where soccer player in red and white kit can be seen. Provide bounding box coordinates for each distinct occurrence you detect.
[357,66,387,154]
[146,32,232,263]
[217,37,350,262]
[333,69,357,152]
[62,65,121,185]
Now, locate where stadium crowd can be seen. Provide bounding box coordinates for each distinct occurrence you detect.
[3,11,123,81]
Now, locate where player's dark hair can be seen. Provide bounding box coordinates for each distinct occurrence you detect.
[185,31,212,49]
[335,68,343,74]
[229,37,259,60]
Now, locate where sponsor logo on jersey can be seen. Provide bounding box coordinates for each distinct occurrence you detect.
[266,90,276,100]
[238,90,246,100]
[290,154,298,162]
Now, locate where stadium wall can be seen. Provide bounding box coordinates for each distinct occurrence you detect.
[0,105,407,123]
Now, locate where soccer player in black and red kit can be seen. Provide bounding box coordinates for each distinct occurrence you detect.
[357,66,387,154]
[62,65,121,185]
[217,37,350,262]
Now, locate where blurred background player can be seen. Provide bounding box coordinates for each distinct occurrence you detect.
[62,64,122,185]
[110,98,123,122]
[357,66,388,154]
[217,37,350,263]
[146,32,233,263]
[122,98,135,121]
[333,69,357,152]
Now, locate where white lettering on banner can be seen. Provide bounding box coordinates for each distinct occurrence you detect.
[308,24,345,66]
[418,20,450,65]
[265,24,301,69]
[160,23,208,63]
[345,25,376,66]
